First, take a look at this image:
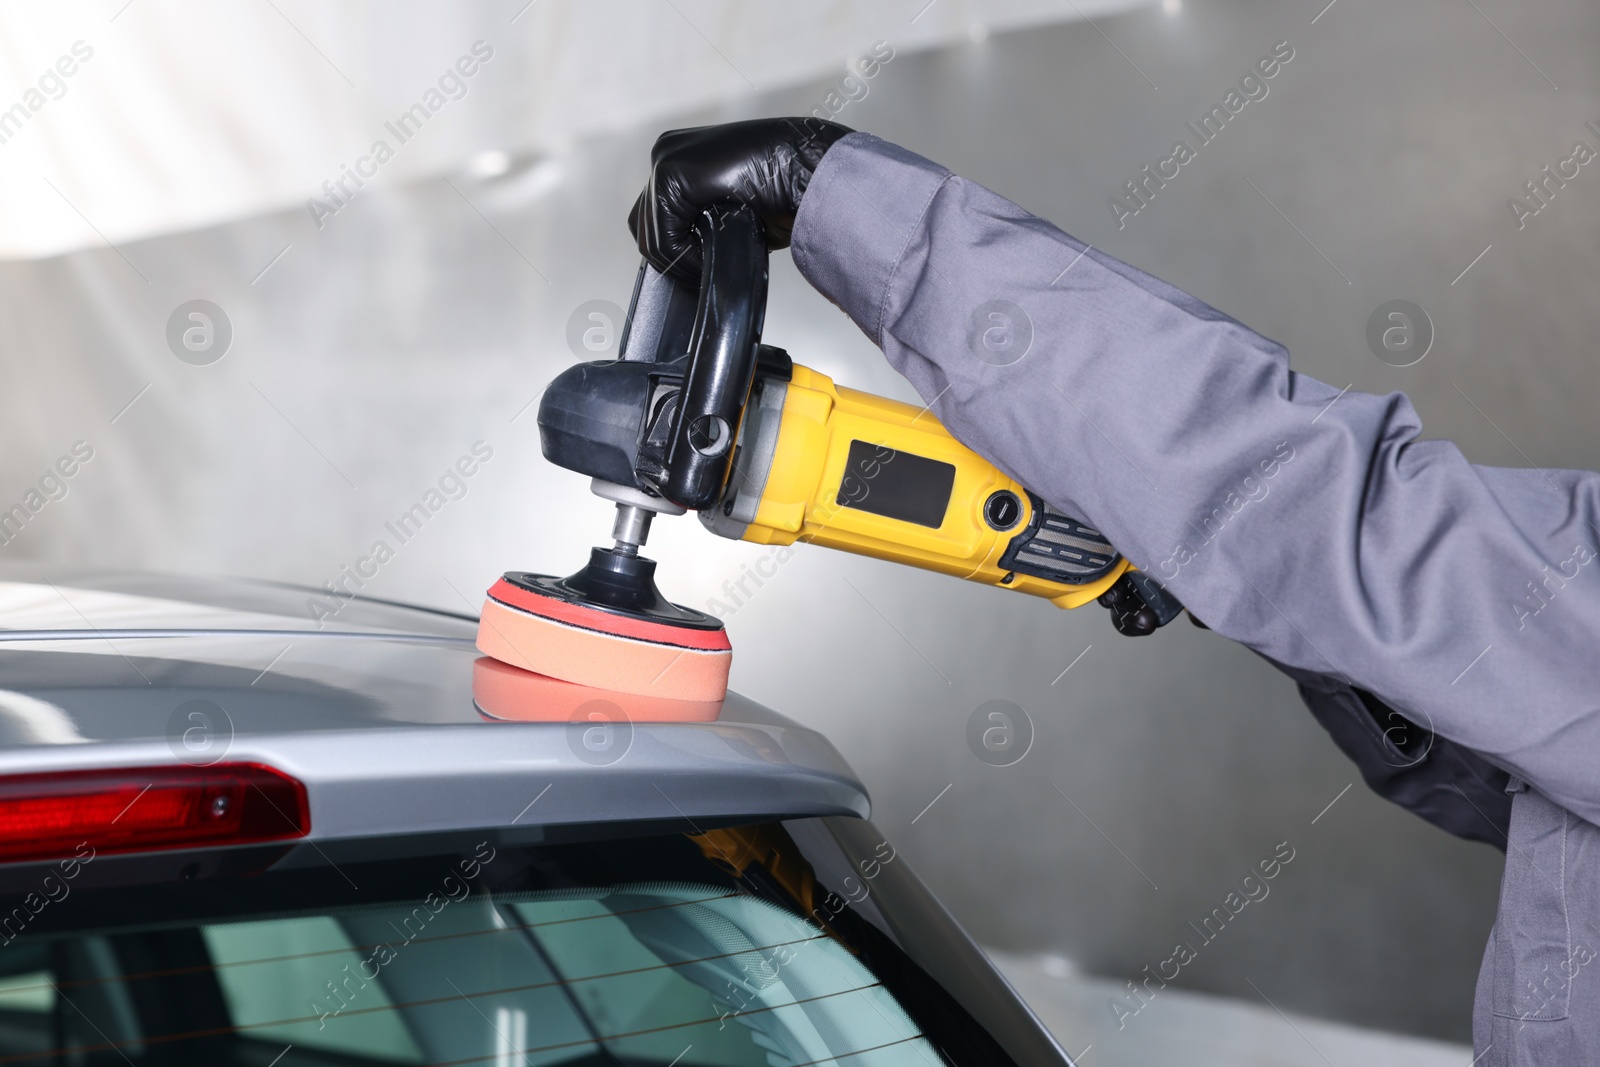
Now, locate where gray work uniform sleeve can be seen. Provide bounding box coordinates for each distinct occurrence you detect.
[789,132,1600,830]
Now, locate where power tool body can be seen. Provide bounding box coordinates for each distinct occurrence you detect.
[478,205,1181,702]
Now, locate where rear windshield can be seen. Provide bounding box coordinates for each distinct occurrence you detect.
[0,822,1017,1066]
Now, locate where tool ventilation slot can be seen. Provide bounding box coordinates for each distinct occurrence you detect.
[999,496,1121,585]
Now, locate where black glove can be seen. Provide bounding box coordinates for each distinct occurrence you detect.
[628,117,852,281]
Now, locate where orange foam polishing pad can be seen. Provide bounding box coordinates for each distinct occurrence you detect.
[476,577,731,702]
[472,656,723,723]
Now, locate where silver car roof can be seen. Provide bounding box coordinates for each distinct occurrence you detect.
[0,569,870,844]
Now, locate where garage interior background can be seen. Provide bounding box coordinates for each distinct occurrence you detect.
[3,0,1596,1059]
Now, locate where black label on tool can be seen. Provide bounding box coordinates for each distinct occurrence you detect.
[836,440,955,529]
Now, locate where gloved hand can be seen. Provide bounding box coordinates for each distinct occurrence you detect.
[628,117,853,281]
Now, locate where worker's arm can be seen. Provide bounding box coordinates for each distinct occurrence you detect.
[789,132,1600,829]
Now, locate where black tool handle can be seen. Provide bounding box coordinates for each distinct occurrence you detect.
[662,204,769,509]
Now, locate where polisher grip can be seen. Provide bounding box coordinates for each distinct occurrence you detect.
[661,204,769,510]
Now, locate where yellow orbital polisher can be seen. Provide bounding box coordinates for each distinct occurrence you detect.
[477,205,1182,703]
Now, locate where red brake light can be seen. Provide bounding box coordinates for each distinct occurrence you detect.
[0,763,309,864]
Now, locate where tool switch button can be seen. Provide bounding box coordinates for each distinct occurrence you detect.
[984,490,1024,531]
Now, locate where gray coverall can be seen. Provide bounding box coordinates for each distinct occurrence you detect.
[789,131,1600,1064]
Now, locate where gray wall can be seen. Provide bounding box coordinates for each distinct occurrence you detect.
[3,0,1596,1044]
